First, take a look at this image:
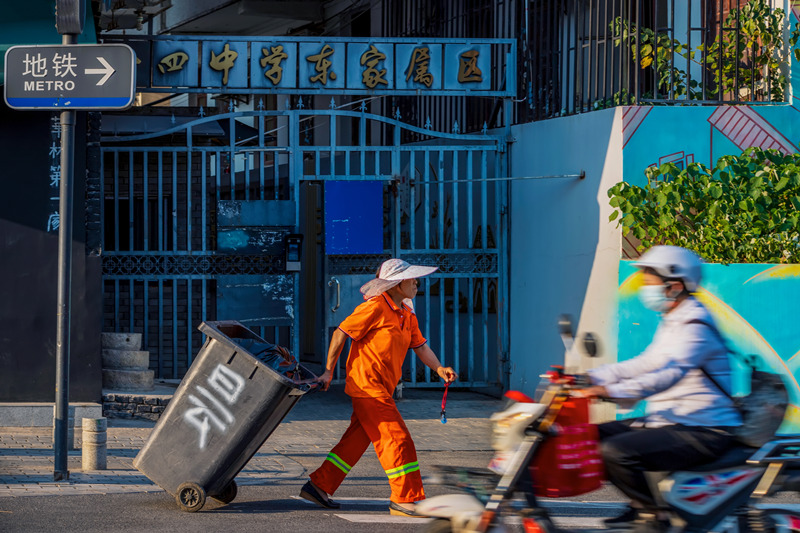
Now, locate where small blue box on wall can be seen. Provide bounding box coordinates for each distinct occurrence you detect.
[324,181,383,255]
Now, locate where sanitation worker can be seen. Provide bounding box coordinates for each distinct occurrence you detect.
[299,258,458,516]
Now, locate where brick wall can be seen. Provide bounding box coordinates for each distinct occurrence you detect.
[103,392,170,422]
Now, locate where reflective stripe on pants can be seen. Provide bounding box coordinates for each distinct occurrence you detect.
[310,395,425,503]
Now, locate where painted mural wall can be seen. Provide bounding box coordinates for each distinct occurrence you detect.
[622,104,800,189]
[618,262,800,434]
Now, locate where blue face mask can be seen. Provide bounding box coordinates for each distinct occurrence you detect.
[638,284,670,313]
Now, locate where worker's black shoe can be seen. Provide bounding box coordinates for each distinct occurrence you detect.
[300,480,341,509]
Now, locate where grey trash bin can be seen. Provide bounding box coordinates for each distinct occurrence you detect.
[133,320,317,512]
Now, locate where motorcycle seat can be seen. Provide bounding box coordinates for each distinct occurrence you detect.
[682,445,755,472]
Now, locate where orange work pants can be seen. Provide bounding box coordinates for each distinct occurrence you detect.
[310,396,425,503]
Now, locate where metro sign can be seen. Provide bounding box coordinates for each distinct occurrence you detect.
[4,44,135,110]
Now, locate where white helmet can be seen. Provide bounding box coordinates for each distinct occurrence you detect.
[632,246,703,291]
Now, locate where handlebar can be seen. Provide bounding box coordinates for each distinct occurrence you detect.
[541,366,591,388]
[537,366,612,402]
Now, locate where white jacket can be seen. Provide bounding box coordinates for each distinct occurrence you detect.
[589,297,742,428]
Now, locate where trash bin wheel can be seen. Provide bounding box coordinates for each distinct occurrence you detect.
[176,482,206,512]
[212,480,237,504]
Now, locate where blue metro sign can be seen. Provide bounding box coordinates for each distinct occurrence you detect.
[4,44,135,110]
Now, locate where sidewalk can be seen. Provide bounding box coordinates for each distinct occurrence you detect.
[0,387,504,498]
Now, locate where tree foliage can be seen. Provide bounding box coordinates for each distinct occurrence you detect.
[608,148,800,263]
[609,0,800,102]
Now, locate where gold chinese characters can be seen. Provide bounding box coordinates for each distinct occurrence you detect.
[209,43,238,85]
[360,45,388,88]
[457,50,482,83]
[260,45,288,85]
[405,47,434,88]
[151,42,489,90]
[306,44,337,85]
[158,52,188,74]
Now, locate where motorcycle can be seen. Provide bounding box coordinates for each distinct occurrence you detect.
[416,319,800,533]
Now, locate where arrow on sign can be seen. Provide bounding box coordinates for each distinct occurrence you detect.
[84,57,115,86]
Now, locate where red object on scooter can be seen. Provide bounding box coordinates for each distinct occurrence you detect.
[530,396,604,498]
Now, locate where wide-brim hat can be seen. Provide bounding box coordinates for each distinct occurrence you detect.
[360,258,438,299]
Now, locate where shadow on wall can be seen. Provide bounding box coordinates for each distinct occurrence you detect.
[508,109,617,395]
[618,261,800,434]
[0,101,101,403]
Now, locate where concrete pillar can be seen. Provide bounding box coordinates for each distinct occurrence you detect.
[81,417,107,471]
[101,333,154,391]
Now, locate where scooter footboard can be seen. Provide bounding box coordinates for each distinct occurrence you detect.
[658,466,763,531]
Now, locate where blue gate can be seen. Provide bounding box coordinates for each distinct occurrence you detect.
[101,101,509,388]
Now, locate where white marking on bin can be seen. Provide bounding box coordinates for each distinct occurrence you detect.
[183,363,246,449]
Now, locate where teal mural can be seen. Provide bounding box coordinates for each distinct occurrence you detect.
[622,104,800,188]
[617,261,800,434]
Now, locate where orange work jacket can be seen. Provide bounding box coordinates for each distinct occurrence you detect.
[338,293,427,398]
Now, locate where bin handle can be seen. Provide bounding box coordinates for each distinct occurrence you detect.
[328,277,340,312]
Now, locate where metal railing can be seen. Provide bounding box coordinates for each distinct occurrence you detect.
[520,0,792,121]
[382,0,794,127]
[382,0,517,136]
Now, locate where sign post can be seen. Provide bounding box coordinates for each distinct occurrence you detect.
[4,40,134,481]
[53,43,75,481]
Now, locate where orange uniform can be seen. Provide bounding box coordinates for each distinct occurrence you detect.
[310,293,427,503]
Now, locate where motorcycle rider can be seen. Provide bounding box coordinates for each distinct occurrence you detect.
[580,246,742,530]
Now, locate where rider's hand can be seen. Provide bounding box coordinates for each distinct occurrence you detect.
[571,373,592,387]
[574,385,608,399]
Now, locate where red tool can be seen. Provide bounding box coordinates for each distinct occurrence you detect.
[440,381,450,424]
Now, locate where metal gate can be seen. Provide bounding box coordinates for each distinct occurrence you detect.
[101,102,509,388]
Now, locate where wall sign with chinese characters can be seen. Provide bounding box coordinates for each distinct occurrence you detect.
[107,36,516,97]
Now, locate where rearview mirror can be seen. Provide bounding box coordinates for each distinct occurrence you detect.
[583,333,600,357]
[558,314,574,338]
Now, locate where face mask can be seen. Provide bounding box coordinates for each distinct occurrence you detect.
[638,284,671,313]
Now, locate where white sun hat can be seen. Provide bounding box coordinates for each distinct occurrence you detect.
[359,258,439,299]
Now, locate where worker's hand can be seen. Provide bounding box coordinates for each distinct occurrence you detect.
[436,366,458,384]
[573,385,608,399]
[317,369,334,391]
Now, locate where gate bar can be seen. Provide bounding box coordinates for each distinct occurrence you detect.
[413,172,584,184]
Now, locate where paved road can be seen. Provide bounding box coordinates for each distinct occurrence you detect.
[8,387,795,532]
[0,387,629,531]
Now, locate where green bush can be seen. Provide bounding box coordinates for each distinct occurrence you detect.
[608,148,800,263]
